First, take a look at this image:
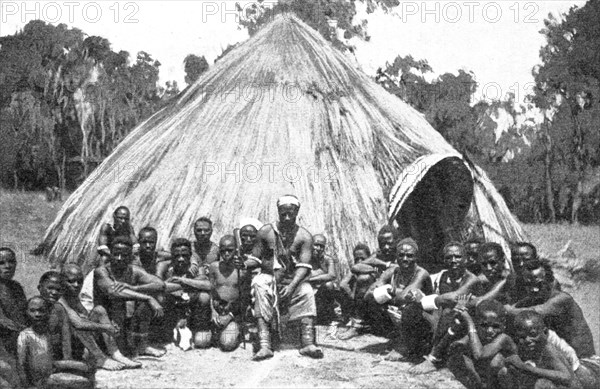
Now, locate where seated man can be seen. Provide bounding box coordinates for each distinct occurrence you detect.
[251,195,323,360]
[17,296,93,389]
[97,206,138,266]
[93,237,166,358]
[366,238,433,361]
[338,243,371,325]
[470,242,512,305]
[338,225,399,340]
[38,272,74,362]
[0,248,28,356]
[506,259,595,359]
[202,235,253,352]
[59,264,140,369]
[499,310,574,389]
[307,234,339,325]
[158,238,212,349]
[448,299,518,389]
[410,241,481,374]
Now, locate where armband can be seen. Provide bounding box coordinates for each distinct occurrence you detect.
[386,262,392,269]
[421,294,439,311]
[295,263,313,270]
[97,245,110,253]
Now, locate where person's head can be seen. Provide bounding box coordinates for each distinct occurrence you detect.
[0,247,17,281]
[109,237,134,270]
[27,296,50,329]
[523,259,554,301]
[312,234,327,259]
[171,238,192,273]
[113,206,131,231]
[377,225,399,260]
[38,271,64,303]
[353,243,371,264]
[475,299,506,344]
[193,217,213,244]
[464,238,484,272]
[61,264,84,296]
[240,225,258,252]
[443,242,466,277]
[478,243,505,282]
[277,195,300,228]
[396,238,418,272]
[138,227,158,257]
[219,235,236,262]
[511,242,537,275]
[513,310,548,361]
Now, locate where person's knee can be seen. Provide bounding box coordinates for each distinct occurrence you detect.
[219,322,240,352]
[194,330,212,349]
[534,378,558,389]
[198,292,211,306]
[489,353,506,372]
[323,281,335,291]
[90,305,108,320]
[356,275,373,287]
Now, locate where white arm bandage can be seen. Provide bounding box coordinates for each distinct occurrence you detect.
[421,294,439,311]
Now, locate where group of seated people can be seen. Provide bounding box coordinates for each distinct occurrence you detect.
[0,194,598,388]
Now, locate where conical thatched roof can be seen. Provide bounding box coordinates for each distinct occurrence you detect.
[42,15,523,272]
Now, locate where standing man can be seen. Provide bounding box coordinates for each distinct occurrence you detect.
[97,206,138,265]
[191,217,220,274]
[251,195,323,360]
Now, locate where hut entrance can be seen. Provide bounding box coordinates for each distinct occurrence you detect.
[394,157,473,274]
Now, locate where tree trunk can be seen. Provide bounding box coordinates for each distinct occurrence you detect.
[542,121,556,223]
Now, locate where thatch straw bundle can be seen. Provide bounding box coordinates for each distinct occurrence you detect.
[41,15,521,273]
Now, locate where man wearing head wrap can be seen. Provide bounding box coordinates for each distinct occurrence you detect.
[365,238,433,360]
[338,225,399,340]
[250,195,323,360]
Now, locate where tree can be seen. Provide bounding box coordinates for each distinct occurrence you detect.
[531,0,600,223]
[183,54,209,85]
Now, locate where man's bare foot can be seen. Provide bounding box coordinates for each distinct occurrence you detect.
[138,346,166,358]
[111,352,142,369]
[409,358,438,375]
[98,358,125,371]
[252,347,274,361]
[299,345,324,359]
[384,350,404,361]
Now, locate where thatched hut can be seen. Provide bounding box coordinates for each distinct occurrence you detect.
[41,15,525,273]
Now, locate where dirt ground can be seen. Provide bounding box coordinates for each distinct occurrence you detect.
[95,325,464,389]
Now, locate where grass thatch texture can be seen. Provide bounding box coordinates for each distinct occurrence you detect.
[41,15,459,270]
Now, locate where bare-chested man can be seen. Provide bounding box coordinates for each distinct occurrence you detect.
[0,248,27,356]
[308,234,339,325]
[499,310,575,389]
[366,238,433,360]
[93,237,166,358]
[338,225,399,340]
[157,238,213,349]
[464,238,484,276]
[97,206,138,266]
[191,217,219,273]
[135,227,171,276]
[506,259,595,359]
[251,195,323,360]
[470,242,512,305]
[203,235,254,351]
[60,264,140,370]
[410,241,481,374]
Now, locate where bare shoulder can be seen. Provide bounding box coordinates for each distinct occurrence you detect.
[416,266,430,279]
[94,265,110,278]
[257,224,274,238]
[297,226,313,242]
[99,223,112,233]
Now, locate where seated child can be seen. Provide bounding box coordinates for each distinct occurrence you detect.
[498,310,574,389]
[17,296,93,389]
[448,298,517,389]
